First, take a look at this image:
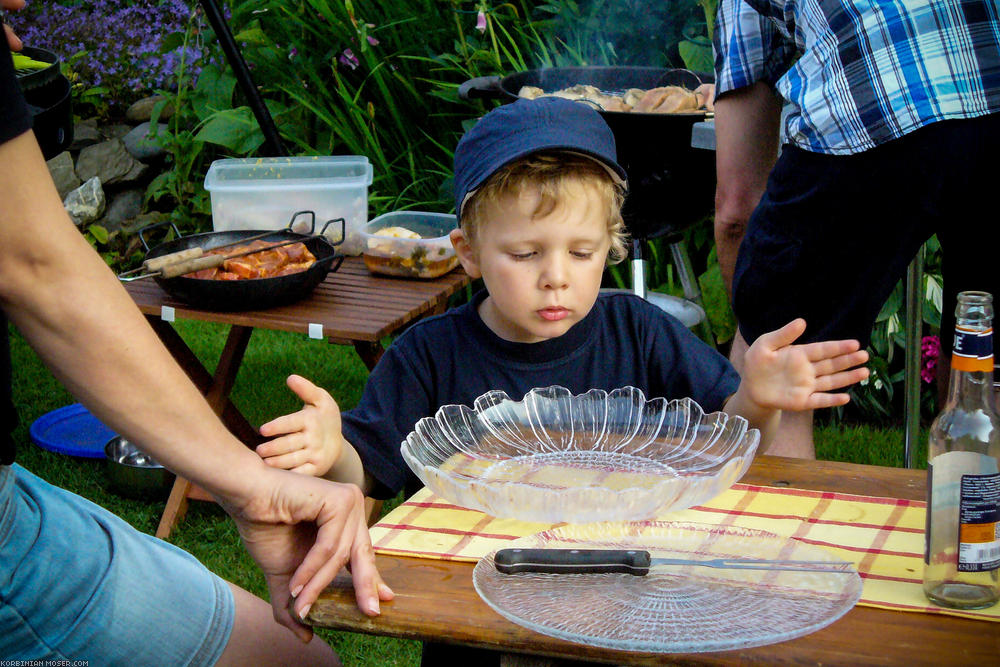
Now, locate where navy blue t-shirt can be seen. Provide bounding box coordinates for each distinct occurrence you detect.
[341,290,740,498]
[1,47,32,465]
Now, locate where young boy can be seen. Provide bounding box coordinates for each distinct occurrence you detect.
[255,97,870,501]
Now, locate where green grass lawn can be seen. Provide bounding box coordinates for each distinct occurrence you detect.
[7,319,927,666]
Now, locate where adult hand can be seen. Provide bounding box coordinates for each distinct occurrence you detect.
[257,374,345,477]
[217,464,394,642]
[743,318,870,411]
[2,0,25,51]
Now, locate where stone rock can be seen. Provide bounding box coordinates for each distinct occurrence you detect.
[46,151,82,199]
[76,138,142,186]
[123,122,166,161]
[64,177,105,227]
[125,95,174,123]
[121,159,150,184]
[69,119,101,151]
[101,123,134,140]
[102,188,145,231]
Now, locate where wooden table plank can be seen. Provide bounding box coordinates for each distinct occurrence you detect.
[124,257,470,341]
[308,457,999,666]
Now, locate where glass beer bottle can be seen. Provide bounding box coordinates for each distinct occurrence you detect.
[924,291,1000,609]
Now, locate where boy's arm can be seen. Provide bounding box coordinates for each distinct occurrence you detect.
[723,320,869,449]
[722,387,781,449]
[323,437,375,496]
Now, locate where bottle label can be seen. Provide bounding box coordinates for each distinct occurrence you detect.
[957,473,1000,572]
[952,325,994,372]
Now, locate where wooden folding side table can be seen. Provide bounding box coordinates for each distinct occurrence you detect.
[122,257,470,538]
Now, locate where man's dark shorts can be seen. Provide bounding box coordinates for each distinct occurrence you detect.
[733,112,1000,356]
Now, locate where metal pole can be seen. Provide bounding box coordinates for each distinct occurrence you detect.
[669,238,714,345]
[631,238,647,300]
[903,245,925,468]
[198,0,287,157]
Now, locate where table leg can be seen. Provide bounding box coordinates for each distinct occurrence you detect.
[152,321,257,539]
[350,298,449,372]
[353,340,384,371]
[147,317,261,445]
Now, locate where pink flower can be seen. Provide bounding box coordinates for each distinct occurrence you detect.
[920,335,941,384]
[339,48,359,70]
[476,10,487,33]
[367,35,379,46]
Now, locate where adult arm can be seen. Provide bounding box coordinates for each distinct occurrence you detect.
[711,0,793,297]
[0,123,389,637]
[713,81,782,297]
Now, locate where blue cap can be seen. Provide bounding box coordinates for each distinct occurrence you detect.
[453,97,627,221]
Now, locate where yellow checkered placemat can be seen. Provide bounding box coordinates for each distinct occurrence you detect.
[370,484,1000,622]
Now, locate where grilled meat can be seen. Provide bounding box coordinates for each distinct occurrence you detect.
[185,240,317,280]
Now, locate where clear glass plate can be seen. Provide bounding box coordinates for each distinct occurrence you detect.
[401,386,760,523]
[473,521,862,653]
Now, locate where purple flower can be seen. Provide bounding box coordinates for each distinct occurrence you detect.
[921,335,941,384]
[476,10,487,33]
[367,35,379,46]
[6,0,203,111]
[339,48,359,70]
[289,47,298,60]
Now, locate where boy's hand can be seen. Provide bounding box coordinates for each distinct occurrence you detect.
[257,374,344,477]
[743,319,870,411]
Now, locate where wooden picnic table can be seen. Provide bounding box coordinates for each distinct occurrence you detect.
[307,456,999,666]
[123,256,471,537]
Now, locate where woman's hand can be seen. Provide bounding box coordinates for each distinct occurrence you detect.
[257,374,345,477]
[216,463,394,641]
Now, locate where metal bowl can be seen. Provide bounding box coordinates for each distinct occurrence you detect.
[104,436,175,499]
[401,385,761,523]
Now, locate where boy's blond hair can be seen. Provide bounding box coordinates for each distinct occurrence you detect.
[460,151,629,264]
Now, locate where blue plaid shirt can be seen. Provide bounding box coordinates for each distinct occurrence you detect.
[714,0,1000,154]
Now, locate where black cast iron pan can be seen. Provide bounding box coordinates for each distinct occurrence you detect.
[135,212,344,311]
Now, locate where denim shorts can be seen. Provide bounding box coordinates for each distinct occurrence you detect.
[0,464,235,664]
[733,112,1000,351]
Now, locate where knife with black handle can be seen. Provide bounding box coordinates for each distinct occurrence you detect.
[493,548,854,575]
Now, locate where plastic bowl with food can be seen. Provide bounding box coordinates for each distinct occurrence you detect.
[401,385,760,523]
[104,436,175,499]
[360,211,459,279]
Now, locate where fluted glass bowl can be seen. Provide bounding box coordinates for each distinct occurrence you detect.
[400,386,760,523]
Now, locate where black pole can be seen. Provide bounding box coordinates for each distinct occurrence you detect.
[198,0,287,157]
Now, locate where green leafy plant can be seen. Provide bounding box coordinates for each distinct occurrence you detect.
[146,14,246,233]
[678,0,716,72]
[61,51,110,121]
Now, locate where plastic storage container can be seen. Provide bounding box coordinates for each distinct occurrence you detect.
[204,156,373,255]
[360,211,459,278]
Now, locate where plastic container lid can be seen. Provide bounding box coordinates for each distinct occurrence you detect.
[29,403,117,458]
[204,156,373,192]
